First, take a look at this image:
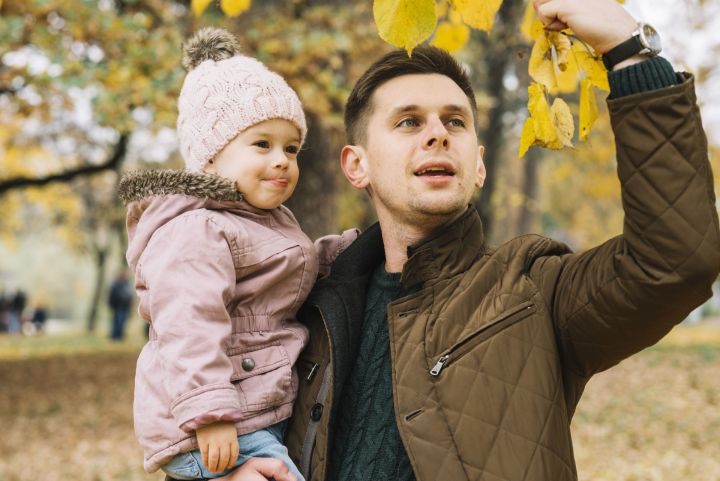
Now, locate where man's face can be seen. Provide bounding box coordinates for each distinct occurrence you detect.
[342,73,485,227]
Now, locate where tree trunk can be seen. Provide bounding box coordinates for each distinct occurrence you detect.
[473,0,526,242]
[516,148,541,235]
[284,112,336,239]
[86,247,108,334]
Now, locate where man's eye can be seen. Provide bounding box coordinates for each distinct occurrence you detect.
[254,140,270,149]
[448,118,465,128]
[398,118,419,128]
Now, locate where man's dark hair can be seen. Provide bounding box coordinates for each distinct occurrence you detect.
[344,45,477,145]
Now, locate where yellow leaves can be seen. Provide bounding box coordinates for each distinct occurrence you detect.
[192,0,251,17]
[573,41,609,91]
[432,21,470,53]
[579,79,598,141]
[449,0,503,32]
[191,0,212,16]
[519,83,574,157]
[220,0,251,17]
[373,0,437,55]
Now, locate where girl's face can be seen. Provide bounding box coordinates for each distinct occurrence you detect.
[205,118,301,210]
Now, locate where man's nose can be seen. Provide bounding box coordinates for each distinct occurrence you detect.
[424,117,449,150]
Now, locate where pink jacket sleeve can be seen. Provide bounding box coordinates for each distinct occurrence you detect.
[140,212,243,432]
[314,228,360,278]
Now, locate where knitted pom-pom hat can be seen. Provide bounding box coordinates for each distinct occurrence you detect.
[177,27,307,171]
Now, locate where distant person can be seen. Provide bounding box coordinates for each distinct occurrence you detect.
[108,270,132,341]
[30,304,48,334]
[8,289,26,335]
[118,28,355,481]
[0,291,8,333]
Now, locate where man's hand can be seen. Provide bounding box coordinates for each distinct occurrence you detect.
[195,421,240,473]
[216,457,298,481]
[533,0,637,54]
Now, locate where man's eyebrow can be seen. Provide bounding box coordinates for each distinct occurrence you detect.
[388,104,472,117]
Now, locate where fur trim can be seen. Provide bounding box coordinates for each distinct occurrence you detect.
[182,27,238,71]
[118,169,243,205]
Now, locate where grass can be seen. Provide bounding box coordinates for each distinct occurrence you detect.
[1,323,719,481]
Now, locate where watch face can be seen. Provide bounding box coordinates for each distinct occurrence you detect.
[641,24,662,54]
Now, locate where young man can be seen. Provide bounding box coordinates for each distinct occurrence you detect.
[214,0,719,480]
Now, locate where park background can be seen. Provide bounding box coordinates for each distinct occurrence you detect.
[1,0,719,480]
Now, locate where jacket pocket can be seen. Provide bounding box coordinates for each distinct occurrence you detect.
[429,301,536,377]
[228,344,293,412]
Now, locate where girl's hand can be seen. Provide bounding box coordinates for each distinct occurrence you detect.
[196,421,240,473]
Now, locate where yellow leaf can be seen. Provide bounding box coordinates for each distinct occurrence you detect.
[519,117,536,157]
[220,0,251,17]
[450,0,503,31]
[554,45,579,94]
[520,2,543,41]
[374,0,437,55]
[579,79,598,141]
[436,0,449,19]
[573,41,609,91]
[191,0,213,16]
[528,34,555,90]
[528,83,556,144]
[550,98,574,148]
[432,21,470,53]
[548,32,571,72]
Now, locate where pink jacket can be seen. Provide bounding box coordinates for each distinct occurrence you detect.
[119,170,357,473]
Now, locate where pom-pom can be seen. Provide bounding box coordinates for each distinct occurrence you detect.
[181,27,239,71]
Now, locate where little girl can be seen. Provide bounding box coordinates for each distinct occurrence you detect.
[119,28,355,481]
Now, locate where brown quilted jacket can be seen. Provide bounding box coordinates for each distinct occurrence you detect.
[285,75,720,481]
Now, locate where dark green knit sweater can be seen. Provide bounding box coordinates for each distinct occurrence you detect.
[327,265,414,481]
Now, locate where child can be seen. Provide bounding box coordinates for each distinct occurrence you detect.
[119,28,355,481]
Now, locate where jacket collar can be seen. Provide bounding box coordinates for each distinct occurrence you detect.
[400,206,486,289]
[326,205,486,290]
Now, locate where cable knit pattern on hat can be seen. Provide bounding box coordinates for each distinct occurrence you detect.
[177,30,307,172]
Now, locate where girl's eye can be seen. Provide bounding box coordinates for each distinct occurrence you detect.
[285,145,299,155]
[254,140,270,149]
[448,118,465,128]
[398,118,419,128]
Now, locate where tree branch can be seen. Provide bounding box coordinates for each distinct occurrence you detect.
[0,133,129,196]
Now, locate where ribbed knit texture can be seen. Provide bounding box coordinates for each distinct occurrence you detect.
[327,265,415,481]
[608,56,677,99]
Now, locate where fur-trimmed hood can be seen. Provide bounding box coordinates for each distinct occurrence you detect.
[120,169,270,269]
[118,169,243,205]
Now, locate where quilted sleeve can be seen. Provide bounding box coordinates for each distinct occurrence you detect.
[140,212,243,432]
[529,74,720,378]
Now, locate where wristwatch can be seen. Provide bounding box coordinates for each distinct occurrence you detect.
[602,22,662,70]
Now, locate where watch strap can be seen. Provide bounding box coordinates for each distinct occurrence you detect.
[602,35,644,70]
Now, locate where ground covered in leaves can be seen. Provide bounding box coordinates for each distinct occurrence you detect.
[1,329,719,481]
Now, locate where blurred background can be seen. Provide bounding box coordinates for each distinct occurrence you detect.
[0,0,718,480]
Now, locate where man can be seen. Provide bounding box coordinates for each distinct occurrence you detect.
[215,0,719,479]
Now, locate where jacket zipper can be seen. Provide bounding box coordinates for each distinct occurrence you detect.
[430,301,536,377]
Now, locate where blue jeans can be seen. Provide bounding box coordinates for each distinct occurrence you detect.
[162,421,304,481]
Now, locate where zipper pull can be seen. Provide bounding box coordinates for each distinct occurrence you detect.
[430,355,450,376]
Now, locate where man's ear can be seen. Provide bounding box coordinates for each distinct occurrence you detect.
[340,145,370,189]
[475,145,486,188]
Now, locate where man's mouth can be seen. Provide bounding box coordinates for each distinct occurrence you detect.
[414,163,456,177]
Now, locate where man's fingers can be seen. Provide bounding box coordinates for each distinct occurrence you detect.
[535,0,563,28]
[243,457,296,481]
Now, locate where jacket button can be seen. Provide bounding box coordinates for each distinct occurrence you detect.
[241,358,255,371]
[310,403,323,422]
